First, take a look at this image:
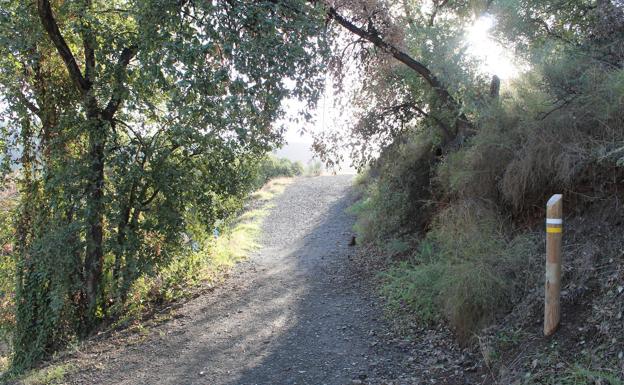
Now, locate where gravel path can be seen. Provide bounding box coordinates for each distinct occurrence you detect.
[64,176,417,385]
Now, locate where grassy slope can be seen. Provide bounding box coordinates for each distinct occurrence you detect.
[347,59,624,380]
[350,174,624,384]
[481,202,624,385]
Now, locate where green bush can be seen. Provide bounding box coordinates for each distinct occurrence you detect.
[0,177,16,350]
[253,155,303,189]
[368,57,624,344]
[381,201,538,342]
[352,63,624,344]
[351,39,624,346]
[112,180,277,327]
[348,130,435,243]
[304,160,323,176]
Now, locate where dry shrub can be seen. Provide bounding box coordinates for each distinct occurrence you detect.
[350,130,435,243]
[500,123,589,209]
[500,109,600,210]
[500,61,624,209]
[436,104,520,201]
[436,66,624,212]
[368,53,624,347]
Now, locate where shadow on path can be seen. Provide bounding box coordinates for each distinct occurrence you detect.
[65,176,409,385]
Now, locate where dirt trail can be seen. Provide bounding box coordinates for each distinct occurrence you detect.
[64,175,419,385]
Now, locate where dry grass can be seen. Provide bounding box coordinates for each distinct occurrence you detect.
[249,177,292,202]
[436,106,517,201]
[435,66,624,212]
[17,363,75,385]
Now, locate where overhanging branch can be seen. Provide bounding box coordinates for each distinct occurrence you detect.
[327,6,466,143]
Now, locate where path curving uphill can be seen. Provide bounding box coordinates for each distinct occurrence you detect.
[65,176,416,385]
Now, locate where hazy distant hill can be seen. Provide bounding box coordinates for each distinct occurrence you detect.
[274,140,355,174]
[273,141,317,165]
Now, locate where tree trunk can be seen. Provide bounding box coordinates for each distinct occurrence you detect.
[83,110,106,330]
[112,203,131,305]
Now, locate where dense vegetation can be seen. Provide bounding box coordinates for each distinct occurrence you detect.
[253,155,304,189]
[0,154,302,366]
[1,0,623,382]
[0,0,327,371]
[323,0,624,382]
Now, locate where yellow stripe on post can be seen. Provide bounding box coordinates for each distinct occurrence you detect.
[546,227,562,233]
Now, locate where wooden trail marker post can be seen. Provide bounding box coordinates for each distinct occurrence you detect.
[544,194,563,336]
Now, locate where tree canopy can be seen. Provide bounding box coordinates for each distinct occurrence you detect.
[2,0,624,373]
[0,0,327,369]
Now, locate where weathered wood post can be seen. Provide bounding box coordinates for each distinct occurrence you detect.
[544,194,563,336]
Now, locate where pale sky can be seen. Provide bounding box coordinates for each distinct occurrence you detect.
[278,15,521,168]
[465,15,522,80]
[280,76,347,146]
[2,14,520,171]
[276,76,357,173]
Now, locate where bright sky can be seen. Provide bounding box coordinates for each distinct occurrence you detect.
[465,15,521,80]
[279,73,350,145]
[279,15,521,168]
[276,79,358,173]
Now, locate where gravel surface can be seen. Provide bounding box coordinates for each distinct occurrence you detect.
[62,175,421,385]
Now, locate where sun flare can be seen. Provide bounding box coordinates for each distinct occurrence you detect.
[466,15,520,80]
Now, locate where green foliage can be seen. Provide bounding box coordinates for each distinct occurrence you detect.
[383,238,411,256]
[0,177,16,348]
[381,255,444,325]
[349,179,402,244]
[304,160,323,176]
[12,363,75,385]
[253,155,303,189]
[381,201,538,342]
[0,0,327,370]
[0,127,8,177]
[118,179,283,326]
[347,0,624,348]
